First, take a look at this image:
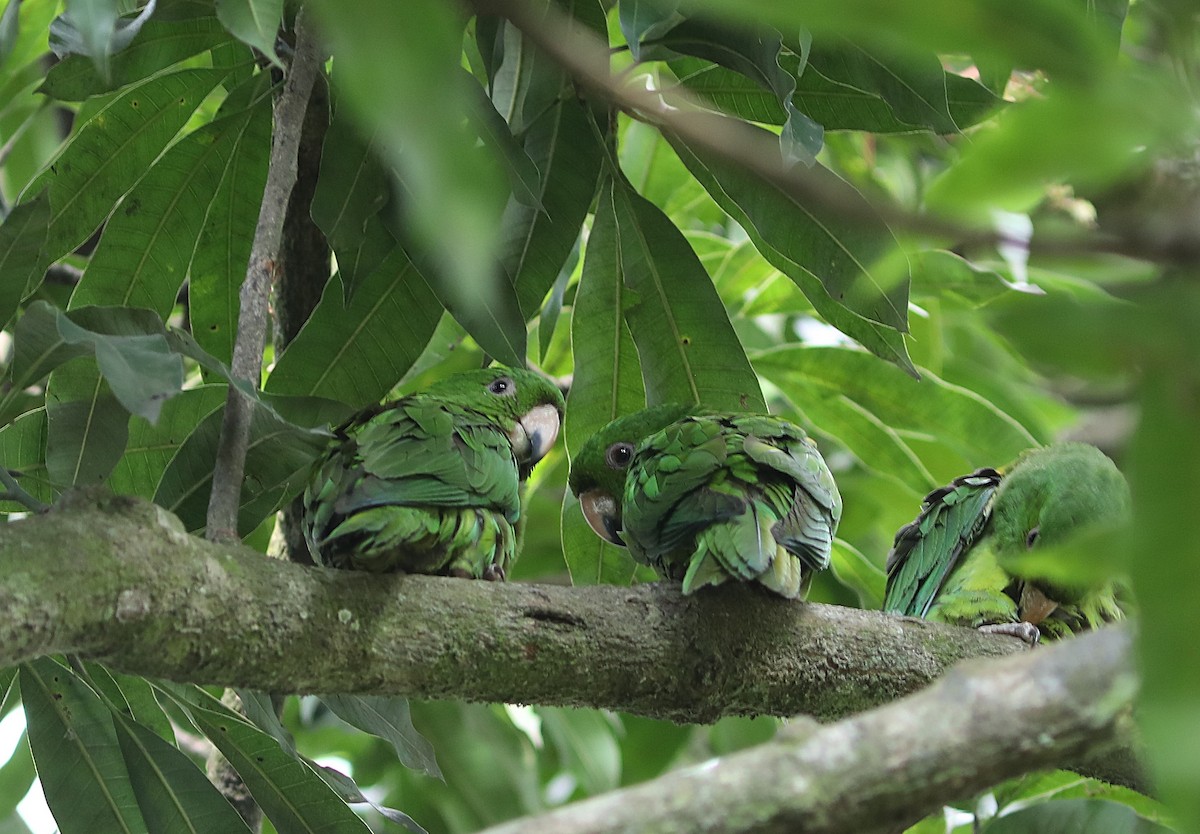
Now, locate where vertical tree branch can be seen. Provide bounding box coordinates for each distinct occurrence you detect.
[205,8,323,542]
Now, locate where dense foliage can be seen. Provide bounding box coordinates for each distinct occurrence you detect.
[0,0,1195,831]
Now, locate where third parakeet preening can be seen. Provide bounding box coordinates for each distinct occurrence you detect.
[883,442,1131,643]
[569,405,842,599]
[302,367,564,580]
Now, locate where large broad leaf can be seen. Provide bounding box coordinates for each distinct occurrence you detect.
[69,80,271,320]
[0,192,50,331]
[608,178,765,412]
[309,113,392,304]
[310,0,508,354]
[153,396,329,536]
[665,131,915,375]
[265,247,442,407]
[81,665,174,743]
[108,385,228,499]
[0,409,53,510]
[114,714,255,834]
[155,684,373,834]
[618,0,683,62]
[538,707,621,795]
[753,345,1038,476]
[45,369,131,486]
[319,694,441,779]
[503,97,604,322]
[20,658,149,834]
[24,67,230,265]
[50,0,155,80]
[40,10,236,101]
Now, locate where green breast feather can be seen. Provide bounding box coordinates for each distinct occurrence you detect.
[303,367,563,580]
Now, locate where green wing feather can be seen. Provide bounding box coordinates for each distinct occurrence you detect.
[883,468,1002,617]
[624,413,841,599]
[303,396,520,577]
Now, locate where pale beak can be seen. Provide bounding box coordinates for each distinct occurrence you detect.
[511,403,562,475]
[579,489,625,547]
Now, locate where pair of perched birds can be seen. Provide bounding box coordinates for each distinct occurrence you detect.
[302,366,1130,643]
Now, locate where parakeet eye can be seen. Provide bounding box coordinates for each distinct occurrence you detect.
[605,442,635,469]
[488,376,516,396]
[1025,527,1040,549]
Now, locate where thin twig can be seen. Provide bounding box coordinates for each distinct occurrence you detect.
[205,9,323,542]
[477,0,1195,264]
[0,469,48,513]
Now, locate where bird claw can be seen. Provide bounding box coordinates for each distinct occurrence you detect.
[978,621,1041,647]
[482,564,506,582]
[448,567,473,580]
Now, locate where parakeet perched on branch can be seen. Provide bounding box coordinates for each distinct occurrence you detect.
[884,442,1130,643]
[302,367,564,580]
[569,405,842,599]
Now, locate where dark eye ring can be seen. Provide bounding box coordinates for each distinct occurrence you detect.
[1025,527,1040,549]
[605,442,635,469]
[488,376,515,396]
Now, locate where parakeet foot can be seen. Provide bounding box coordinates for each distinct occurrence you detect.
[448,567,473,579]
[978,622,1040,646]
[482,564,506,582]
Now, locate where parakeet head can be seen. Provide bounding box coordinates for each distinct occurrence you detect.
[426,367,565,477]
[991,442,1131,558]
[568,403,695,546]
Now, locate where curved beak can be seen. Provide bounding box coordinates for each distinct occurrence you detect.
[511,403,562,476]
[579,489,625,547]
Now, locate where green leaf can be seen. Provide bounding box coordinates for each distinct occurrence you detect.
[538,707,621,795]
[157,686,373,834]
[753,345,1038,475]
[79,664,175,743]
[214,0,283,67]
[41,12,235,101]
[27,67,230,264]
[108,385,228,499]
[308,113,391,304]
[71,83,272,322]
[830,537,886,608]
[471,80,544,212]
[235,690,295,757]
[609,179,766,412]
[0,734,35,824]
[618,0,683,62]
[305,762,427,833]
[808,42,956,133]
[153,397,329,536]
[319,694,441,779]
[504,97,604,321]
[45,373,131,487]
[0,409,53,511]
[265,247,442,407]
[20,657,149,834]
[0,191,50,330]
[311,0,508,347]
[8,301,92,392]
[984,799,1172,834]
[114,714,255,834]
[563,177,645,459]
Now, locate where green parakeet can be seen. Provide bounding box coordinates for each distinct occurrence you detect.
[883,442,1130,643]
[302,367,564,580]
[568,405,842,599]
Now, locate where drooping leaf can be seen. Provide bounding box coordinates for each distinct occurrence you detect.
[608,178,765,412]
[45,370,131,487]
[235,689,295,757]
[306,763,427,834]
[40,11,235,101]
[114,714,255,834]
[20,657,149,834]
[618,0,683,62]
[319,694,441,779]
[214,0,283,67]
[829,538,886,609]
[265,247,442,407]
[538,707,621,796]
[984,799,1172,834]
[0,191,50,330]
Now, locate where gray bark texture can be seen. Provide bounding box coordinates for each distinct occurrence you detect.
[0,492,1145,806]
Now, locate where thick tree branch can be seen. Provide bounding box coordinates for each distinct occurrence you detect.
[480,628,1137,834]
[0,493,1142,793]
[206,10,322,542]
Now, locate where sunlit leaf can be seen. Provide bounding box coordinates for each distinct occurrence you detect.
[214,0,283,67]
[320,694,441,779]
